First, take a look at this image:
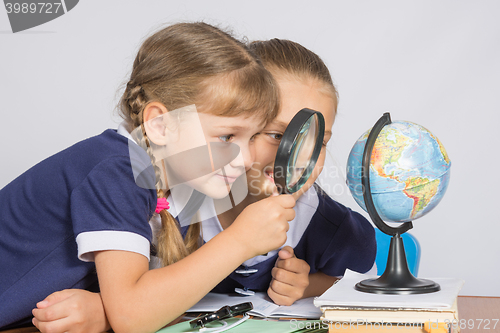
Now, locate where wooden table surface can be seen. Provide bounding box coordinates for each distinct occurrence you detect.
[456,296,500,332]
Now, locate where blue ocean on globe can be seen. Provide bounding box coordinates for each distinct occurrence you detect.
[346,121,451,222]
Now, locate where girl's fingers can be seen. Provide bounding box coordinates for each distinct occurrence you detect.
[283,246,295,256]
[37,289,74,309]
[33,316,72,333]
[270,273,295,292]
[268,279,297,306]
[271,267,295,286]
[276,256,310,274]
[33,297,70,322]
[285,207,296,222]
[277,246,294,260]
[267,286,289,305]
[279,194,296,208]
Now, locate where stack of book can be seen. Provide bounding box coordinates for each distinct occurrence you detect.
[314,270,464,333]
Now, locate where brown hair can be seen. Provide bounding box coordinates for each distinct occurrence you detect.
[120,22,280,266]
[249,39,338,104]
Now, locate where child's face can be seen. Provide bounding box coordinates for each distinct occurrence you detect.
[159,109,264,199]
[247,77,336,200]
[194,112,263,199]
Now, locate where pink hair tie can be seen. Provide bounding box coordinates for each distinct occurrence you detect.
[155,197,170,213]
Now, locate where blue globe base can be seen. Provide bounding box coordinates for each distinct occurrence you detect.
[355,234,440,295]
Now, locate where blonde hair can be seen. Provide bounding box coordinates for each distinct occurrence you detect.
[249,39,338,105]
[120,22,280,266]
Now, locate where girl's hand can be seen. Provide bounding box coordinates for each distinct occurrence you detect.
[267,246,310,306]
[230,194,296,257]
[32,289,110,333]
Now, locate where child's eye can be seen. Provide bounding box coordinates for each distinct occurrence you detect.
[219,134,235,142]
[250,133,260,141]
[266,132,283,141]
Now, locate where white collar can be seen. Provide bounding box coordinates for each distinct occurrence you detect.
[117,121,135,142]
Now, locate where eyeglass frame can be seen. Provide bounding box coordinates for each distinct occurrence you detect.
[189,302,253,329]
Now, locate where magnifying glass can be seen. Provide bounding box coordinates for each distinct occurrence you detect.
[273,108,325,194]
[227,108,326,296]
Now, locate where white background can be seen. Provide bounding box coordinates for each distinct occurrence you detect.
[1,1,499,296]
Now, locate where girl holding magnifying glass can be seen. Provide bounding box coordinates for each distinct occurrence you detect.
[1,23,296,333]
[209,39,377,306]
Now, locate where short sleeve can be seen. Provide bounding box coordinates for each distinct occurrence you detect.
[319,209,377,277]
[71,155,156,262]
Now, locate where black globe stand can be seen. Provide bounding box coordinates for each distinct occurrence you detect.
[355,112,440,295]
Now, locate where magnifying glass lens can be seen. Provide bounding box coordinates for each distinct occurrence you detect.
[286,115,319,190]
[274,108,325,194]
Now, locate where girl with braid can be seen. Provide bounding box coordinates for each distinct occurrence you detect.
[0,22,296,333]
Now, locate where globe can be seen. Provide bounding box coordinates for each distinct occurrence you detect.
[346,120,451,223]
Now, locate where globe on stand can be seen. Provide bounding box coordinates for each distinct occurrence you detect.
[346,113,451,294]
